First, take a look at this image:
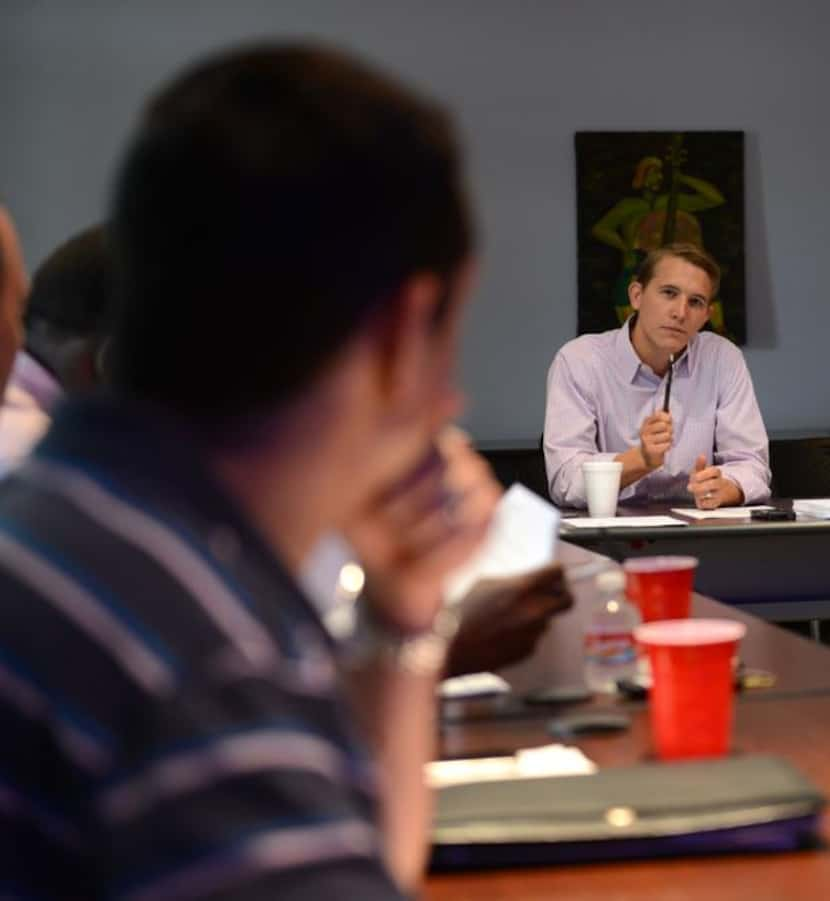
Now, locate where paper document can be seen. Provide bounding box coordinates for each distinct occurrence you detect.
[444,484,560,604]
[562,515,687,529]
[793,499,830,520]
[426,743,596,788]
[670,505,773,520]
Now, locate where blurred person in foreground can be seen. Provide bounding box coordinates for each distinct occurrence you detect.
[0,45,565,899]
[0,223,570,679]
[0,224,112,475]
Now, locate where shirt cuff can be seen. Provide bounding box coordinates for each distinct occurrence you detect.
[719,465,772,505]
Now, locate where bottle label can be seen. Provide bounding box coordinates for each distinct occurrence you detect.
[585,631,636,666]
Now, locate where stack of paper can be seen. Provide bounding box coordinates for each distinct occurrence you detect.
[561,515,687,529]
[793,499,830,520]
[670,505,773,520]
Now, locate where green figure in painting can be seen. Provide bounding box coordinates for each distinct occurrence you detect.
[592,133,727,330]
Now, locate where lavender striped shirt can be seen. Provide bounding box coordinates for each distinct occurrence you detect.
[543,320,771,507]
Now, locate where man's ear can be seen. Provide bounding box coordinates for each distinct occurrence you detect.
[628,279,643,311]
[370,272,444,412]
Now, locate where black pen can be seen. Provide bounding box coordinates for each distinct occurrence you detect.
[662,353,675,413]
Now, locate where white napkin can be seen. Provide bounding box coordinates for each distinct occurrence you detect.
[425,743,596,788]
[439,672,511,698]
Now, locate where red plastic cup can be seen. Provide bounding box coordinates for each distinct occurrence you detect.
[635,619,746,760]
[623,556,698,622]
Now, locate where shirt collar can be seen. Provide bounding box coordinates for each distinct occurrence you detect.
[679,333,697,375]
[614,316,699,382]
[614,316,646,384]
[9,350,63,412]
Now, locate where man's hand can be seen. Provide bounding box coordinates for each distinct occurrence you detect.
[639,411,673,469]
[342,433,500,894]
[444,564,572,677]
[346,428,501,635]
[617,410,674,488]
[687,454,744,509]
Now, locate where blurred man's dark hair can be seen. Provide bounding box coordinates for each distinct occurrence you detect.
[111,43,473,426]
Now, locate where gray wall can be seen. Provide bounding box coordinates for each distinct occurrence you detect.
[2,0,829,441]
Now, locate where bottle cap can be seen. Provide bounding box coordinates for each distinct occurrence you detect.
[595,568,625,593]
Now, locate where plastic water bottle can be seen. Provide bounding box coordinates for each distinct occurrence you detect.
[584,569,641,693]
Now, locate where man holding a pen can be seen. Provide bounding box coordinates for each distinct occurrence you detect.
[544,243,771,510]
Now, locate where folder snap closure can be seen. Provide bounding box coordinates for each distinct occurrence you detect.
[605,806,637,828]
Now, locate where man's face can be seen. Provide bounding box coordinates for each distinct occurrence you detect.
[628,255,712,361]
[644,163,663,192]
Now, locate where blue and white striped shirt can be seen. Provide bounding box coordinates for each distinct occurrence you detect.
[0,395,403,900]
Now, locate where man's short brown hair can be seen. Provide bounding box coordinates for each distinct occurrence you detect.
[635,243,721,300]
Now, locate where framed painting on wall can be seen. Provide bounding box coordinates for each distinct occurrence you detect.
[575,130,745,344]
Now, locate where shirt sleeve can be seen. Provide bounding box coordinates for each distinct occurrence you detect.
[543,351,618,507]
[713,347,771,504]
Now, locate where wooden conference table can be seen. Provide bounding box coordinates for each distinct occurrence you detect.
[558,501,830,622]
[425,541,830,901]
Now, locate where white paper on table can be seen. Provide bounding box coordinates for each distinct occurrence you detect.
[425,743,596,788]
[793,499,830,519]
[670,505,774,520]
[561,515,687,529]
[443,483,560,605]
[439,672,511,699]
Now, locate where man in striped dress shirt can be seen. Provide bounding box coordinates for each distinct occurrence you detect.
[544,244,771,510]
[0,44,498,899]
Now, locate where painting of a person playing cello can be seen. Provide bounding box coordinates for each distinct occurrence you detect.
[576,131,745,343]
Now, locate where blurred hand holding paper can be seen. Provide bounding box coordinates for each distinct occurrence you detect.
[443,484,560,605]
